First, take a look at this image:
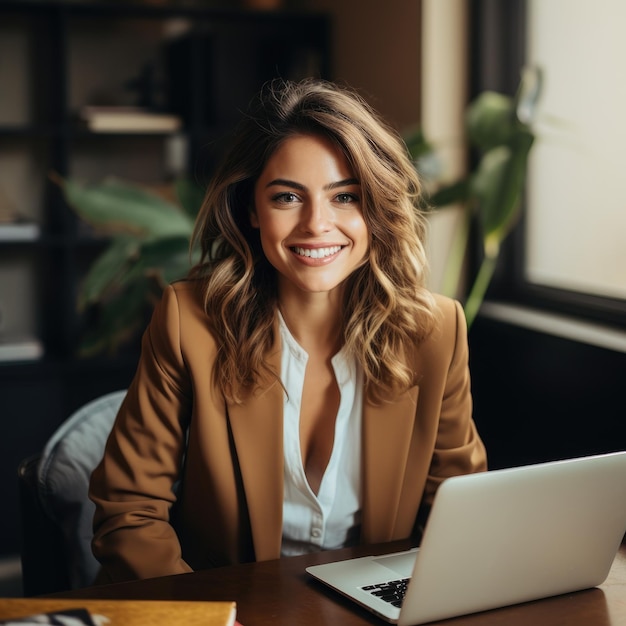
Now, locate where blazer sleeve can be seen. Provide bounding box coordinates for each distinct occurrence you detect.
[418,299,488,524]
[89,285,194,583]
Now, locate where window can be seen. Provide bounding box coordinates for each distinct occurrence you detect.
[471,0,626,329]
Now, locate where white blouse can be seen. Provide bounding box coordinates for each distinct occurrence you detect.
[278,313,363,556]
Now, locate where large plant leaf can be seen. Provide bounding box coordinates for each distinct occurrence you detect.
[115,236,193,289]
[428,179,472,209]
[59,177,194,238]
[54,174,204,356]
[466,92,516,152]
[469,129,534,257]
[78,236,139,310]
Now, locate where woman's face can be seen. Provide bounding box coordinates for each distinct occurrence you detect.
[252,133,369,297]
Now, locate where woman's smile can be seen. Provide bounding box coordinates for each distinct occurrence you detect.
[251,133,369,295]
[290,244,344,262]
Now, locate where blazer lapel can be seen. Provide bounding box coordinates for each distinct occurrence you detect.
[361,386,419,542]
[227,340,284,562]
[227,328,421,557]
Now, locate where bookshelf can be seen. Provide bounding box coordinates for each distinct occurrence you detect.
[0,0,330,556]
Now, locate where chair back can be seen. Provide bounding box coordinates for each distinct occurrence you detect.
[18,390,126,596]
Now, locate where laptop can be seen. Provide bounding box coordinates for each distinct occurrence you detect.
[306,451,626,625]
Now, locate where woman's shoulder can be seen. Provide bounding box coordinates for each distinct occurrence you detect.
[167,278,204,302]
[152,279,213,335]
[160,279,206,316]
[149,279,220,361]
[410,293,467,367]
[431,293,465,330]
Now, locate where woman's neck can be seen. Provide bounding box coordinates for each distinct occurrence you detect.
[278,287,343,357]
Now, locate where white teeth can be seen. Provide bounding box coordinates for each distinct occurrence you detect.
[293,246,342,259]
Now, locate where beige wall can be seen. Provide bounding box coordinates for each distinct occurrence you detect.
[306,0,422,132]
[420,0,468,294]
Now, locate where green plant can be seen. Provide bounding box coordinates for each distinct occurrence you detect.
[53,175,204,355]
[405,66,543,327]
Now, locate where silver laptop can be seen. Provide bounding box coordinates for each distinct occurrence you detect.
[306,451,626,625]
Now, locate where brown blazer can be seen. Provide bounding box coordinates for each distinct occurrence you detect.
[89,280,487,583]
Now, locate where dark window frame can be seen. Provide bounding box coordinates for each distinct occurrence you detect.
[468,0,626,330]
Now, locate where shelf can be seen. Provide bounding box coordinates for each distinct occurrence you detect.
[0,337,44,363]
[0,0,330,388]
[0,0,330,363]
[0,223,41,243]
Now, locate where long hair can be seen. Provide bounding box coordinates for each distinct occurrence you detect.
[189,78,437,404]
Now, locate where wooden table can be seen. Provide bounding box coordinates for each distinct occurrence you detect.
[55,540,626,625]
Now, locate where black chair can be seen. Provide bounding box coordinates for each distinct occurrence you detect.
[17,390,126,596]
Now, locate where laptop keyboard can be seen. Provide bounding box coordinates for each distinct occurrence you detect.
[361,578,410,608]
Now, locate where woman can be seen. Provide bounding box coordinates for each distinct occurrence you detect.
[89,78,487,583]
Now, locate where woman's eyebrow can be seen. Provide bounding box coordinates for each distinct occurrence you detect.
[265,177,360,190]
[265,178,306,190]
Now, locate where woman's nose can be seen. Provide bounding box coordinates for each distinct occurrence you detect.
[301,198,333,234]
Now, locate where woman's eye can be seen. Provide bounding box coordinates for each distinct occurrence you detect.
[273,192,299,204]
[336,192,358,204]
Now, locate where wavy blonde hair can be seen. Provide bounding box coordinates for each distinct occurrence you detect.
[189,78,437,404]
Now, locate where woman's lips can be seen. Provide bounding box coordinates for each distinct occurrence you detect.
[289,245,344,264]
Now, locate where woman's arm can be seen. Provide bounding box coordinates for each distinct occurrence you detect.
[89,285,194,583]
[418,298,488,524]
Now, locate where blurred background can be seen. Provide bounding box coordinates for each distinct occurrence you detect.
[0,0,624,595]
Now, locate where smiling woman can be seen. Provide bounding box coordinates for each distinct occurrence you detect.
[88,78,486,584]
[251,134,369,299]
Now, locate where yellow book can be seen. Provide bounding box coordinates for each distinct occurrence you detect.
[0,598,236,626]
